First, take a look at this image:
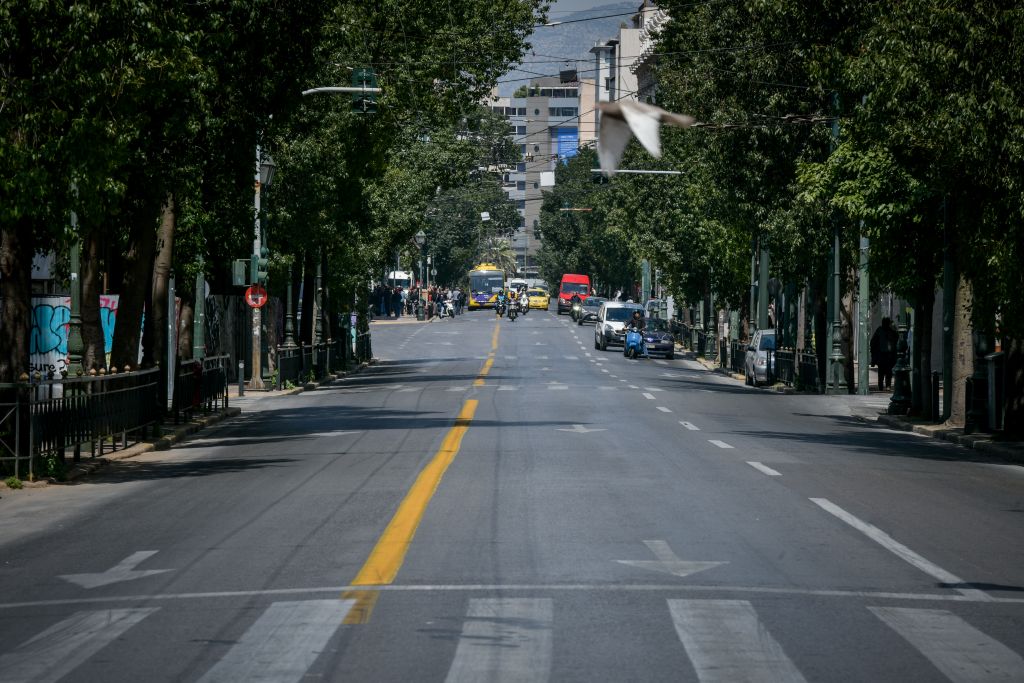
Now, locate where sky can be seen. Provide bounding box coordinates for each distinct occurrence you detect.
[547,0,620,15]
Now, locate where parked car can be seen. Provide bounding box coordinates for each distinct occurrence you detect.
[576,296,607,325]
[744,329,776,386]
[594,302,645,350]
[641,317,675,359]
[527,289,550,310]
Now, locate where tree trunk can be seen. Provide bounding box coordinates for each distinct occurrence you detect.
[947,275,973,428]
[111,216,156,370]
[144,192,176,370]
[910,285,934,417]
[841,290,855,392]
[177,299,194,360]
[81,227,106,373]
[0,219,34,383]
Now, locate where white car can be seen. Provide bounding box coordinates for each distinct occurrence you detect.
[744,329,776,385]
[594,302,645,351]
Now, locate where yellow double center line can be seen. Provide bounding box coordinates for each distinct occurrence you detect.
[343,321,499,622]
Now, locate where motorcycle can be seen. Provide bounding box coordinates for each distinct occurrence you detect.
[438,300,455,318]
[507,300,518,322]
[495,300,507,318]
[570,300,583,322]
[623,325,646,359]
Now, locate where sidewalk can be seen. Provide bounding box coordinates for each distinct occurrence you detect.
[0,359,377,489]
[686,348,1024,465]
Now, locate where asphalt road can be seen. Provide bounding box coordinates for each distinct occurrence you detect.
[1,307,1022,682]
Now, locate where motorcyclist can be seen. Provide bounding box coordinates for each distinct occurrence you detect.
[495,289,507,318]
[628,310,649,357]
[569,291,583,320]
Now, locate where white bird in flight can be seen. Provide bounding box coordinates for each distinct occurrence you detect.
[596,101,695,175]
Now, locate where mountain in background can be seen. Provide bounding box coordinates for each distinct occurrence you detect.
[497,2,636,97]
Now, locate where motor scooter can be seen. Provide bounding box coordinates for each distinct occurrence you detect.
[507,300,518,322]
[623,325,646,359]
[438,300,454,318]
[570,300,583,322]
[519,296,530,316]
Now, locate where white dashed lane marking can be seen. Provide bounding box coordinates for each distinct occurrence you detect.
[680,422,700,430]
[709,440,733,449]
[656,407,672,413]
[747,461,781,476]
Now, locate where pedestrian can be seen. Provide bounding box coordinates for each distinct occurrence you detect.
[870,317,899,391]
[392,286,402,318]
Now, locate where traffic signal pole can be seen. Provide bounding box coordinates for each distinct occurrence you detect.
[249,145,265,390]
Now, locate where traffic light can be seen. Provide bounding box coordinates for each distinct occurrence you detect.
[351,67,378,114]
[253,246,269,285]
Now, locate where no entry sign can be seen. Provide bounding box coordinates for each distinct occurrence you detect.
[245,285,268,308]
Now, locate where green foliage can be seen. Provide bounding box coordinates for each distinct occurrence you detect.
[3,477,23,490]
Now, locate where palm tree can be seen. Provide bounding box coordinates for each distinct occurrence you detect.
[480,237,517,274]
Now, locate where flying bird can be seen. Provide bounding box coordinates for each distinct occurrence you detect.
[596,101,695,175]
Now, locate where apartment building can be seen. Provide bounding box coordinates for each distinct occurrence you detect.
[591,1,665,129]
[489,77,595,276]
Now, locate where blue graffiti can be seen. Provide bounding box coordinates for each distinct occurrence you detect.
[30,304,70,355]
[100,306,117,353]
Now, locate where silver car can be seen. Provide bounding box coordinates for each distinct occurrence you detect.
[594,302,645,351]
[744,329,776,386]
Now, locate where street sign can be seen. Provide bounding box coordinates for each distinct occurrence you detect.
[431,268,437,277]
[245,285,268,308]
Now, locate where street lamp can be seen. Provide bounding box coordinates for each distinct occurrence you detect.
[414,230,426,320]
[249,146,275,390]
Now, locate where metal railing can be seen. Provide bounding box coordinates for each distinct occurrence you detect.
[0,367,162,480]
[796,349,820,392]
[775,349,795,387]
[171,355,229,423]
[730,340,746,375]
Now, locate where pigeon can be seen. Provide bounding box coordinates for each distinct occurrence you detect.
[596,101,695,175]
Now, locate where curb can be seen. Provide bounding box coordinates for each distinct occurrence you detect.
[876,414,1024,464]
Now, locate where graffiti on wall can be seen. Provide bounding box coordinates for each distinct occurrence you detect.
[29,295,124,376]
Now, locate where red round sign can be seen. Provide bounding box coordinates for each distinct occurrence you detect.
[245,285,268,308]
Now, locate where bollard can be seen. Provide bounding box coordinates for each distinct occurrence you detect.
[238,361,245,397]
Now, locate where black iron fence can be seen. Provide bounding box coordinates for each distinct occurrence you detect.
[0,367,162,480]
[796,349,820,392]
[775,349,795,387]
[730,340,746,375]
[171,355,229,423]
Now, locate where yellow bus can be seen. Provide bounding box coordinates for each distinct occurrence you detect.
[467,263,505,309]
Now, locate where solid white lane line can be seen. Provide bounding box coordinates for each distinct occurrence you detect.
[871,607,1024,682]
[680,421,700,431]
[197,600,354,683]
[548,385,568,390]
[810,498,991,601]
[668,599,807,683]
[747,462,781,476]
[642,393,656,400]
[629,385,640,389]
[657,407,672,413]
[445,598,553,683]
[642,387,664,392]
[0,608,159,683]
[708,440,733,449]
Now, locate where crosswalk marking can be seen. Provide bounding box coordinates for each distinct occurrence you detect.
[0,608,159,683]
[668,599,807,683]
[445,598,553,683]
[871,607,1024,682]
[196,599,354,683]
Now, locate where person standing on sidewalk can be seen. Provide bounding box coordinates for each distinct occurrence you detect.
[870,317,899,391]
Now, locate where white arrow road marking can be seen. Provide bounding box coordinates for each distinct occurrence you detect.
[557,424,607,434]
[616,540,726,579]
[60,551,172,589]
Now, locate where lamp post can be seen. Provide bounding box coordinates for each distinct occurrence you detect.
[414,230,426,320]
[249,146,275,390]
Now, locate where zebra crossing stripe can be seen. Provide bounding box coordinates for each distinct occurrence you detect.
[445,598,553,683]
[196,600,355,683]
[668,599,807,683]
[0,608,158,683]
[871,607,1024,683]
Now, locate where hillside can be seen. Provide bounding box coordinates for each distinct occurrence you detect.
[498,2,636,96]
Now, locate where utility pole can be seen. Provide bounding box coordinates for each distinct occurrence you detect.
[857,233,869,394]
[67,184,84,377]
[193,256,206,360]
[827,93,847,394]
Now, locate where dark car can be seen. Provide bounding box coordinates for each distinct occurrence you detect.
[576,296,607,325]
[641,318,675,359]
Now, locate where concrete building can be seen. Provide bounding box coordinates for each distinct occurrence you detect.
[488,77,593,276]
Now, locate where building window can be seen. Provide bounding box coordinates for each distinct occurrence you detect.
[548,107,578,117]
[533,144,540,152]
[517,162,526,172]
[534,108,540,116]
[516,126,526,135]
[516,181,526,190]
[517,200,526,209]
[519,216,526,227]
[533,181,539,189]
[517,108,526,116]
